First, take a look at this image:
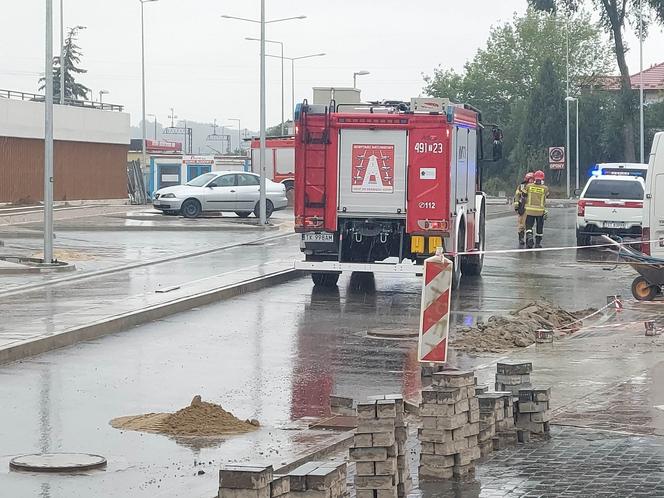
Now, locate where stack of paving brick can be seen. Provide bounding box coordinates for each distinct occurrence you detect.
[218,464,274,498]
[476,394,499,458]
[367,395,411,498]
[330,395,355,416]
[516,387,552,435]
[351,397,407,498]
[287,461,348,498]
[494,362,532,395]
[418,371,481,480]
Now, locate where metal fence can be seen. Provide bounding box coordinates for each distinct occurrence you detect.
[127,161,147,205]
[0,89,124,112]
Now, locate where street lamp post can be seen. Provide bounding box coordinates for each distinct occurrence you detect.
[221,9,305,225]
[99,89,109,104]
[266,52,326,124]
[45,0,54,263]
[228,118,241,154]
[140,0,158,180]
[639,0,645,163]
[353,70,370,89]
[246,37,284,135]
[566,97,579,190]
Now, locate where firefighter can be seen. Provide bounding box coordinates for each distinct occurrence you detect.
[514,172,534,245]
[524,170,549,249]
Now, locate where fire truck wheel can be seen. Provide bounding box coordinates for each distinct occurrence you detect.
[462,208,485,276]
[451,228,464,290]
[254,200,274,219]
[311,272,340,287]
[235,211,252,218]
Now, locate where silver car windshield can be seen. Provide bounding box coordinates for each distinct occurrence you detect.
[185,173,217,187]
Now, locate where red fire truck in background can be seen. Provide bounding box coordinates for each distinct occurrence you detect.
[294,97,498,288]
[250,137,295,191]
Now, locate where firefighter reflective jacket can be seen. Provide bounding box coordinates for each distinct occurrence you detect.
[524,183,549,216]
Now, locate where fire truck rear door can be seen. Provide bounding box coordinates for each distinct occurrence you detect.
[337,129,407,216]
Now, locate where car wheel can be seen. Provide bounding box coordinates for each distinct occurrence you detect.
[181,199,202,218]
[254,200,274,219]
[235,211,251,218]
[312,272,340,287]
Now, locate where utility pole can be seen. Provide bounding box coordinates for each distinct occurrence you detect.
[565,18,570,198]
[44,0,54,263]
[140,0,158,180]
[221,8,305,224]
[59,0,64,105]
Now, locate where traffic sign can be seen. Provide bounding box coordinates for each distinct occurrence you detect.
[549,146,565,167]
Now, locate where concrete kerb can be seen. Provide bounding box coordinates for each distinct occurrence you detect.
[0,268,302,365]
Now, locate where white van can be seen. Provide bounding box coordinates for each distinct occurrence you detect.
[642,132,664,258]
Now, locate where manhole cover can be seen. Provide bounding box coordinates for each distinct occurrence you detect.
[9,453,107,472]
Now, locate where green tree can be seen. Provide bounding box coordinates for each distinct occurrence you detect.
[423,8,614,191]
[528,0,664,162]
[514,58,566,182]
[424,9,613,119]
[39,26,90,101]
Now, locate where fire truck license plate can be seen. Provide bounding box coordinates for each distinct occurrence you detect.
[304,233,334,243]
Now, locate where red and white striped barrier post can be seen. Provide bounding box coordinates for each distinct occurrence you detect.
[417,248,452,363]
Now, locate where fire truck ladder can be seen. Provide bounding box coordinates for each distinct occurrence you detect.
[301,99,333,210]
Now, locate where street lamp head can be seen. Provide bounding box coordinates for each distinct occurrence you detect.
[565,96,577,102]
[354,70,370,76]
[100,90,109,95]
[295,15,307,19]
[140,0,159,3]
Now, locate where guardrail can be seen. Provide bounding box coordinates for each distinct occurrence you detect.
[0,89,124,112]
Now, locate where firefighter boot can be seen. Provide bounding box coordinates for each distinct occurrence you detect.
[518,231,525,246]
[526,230,534,249]
[535,236,542,249]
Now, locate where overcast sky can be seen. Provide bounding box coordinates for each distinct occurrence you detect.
[2,0,663,131]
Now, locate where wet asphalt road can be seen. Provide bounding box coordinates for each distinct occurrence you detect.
[0,207,644,497]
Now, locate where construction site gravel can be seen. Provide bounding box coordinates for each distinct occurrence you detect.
[451,300,595,353]
[110,395,260,437]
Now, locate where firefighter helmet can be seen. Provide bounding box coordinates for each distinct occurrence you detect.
[534,170,545,181]
[525,172,535,182]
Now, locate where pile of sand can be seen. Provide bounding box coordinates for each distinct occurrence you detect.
[452,300,594,353]
[111,395,259,437]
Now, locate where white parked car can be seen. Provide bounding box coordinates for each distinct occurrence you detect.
[576,175,644,246]
[153,172,288,219]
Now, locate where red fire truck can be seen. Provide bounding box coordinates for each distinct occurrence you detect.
[250,137,295,190]
[294,98,497,288]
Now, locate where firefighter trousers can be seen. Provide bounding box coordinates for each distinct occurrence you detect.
[517,212,526,234]
[525,215,544,245]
